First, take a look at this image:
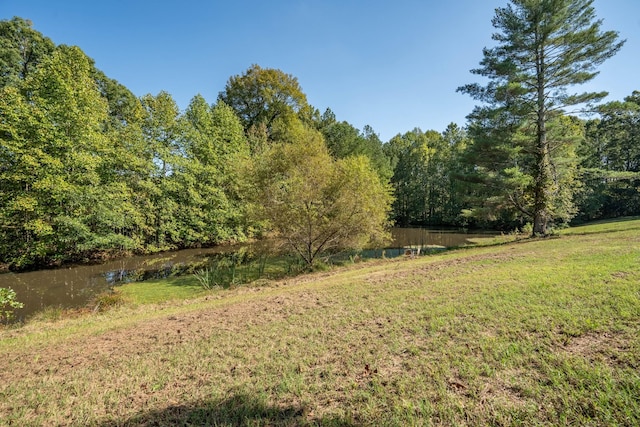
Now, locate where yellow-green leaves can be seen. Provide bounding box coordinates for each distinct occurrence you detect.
[218,64,311,140]
[247,127,392,266]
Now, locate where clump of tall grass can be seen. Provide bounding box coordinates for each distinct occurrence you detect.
[193,267,221,290]
[194,250,277,290]
[92,290,125,312]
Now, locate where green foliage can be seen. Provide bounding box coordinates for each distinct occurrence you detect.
[180,98,250,244]
[137,92,251,251]
[0,17,55,88]
[458,0,624,235]
[317,111,392,182]
[0,45,115,266]
[0,21,254,269]
[193,267,220,290]
[1,13,635,272]
[218,64,313,140]
[577,92,640,221]
[385,125,468,226]
[460,114,583,230]
[246,126,393,266]
[0,287,23,322]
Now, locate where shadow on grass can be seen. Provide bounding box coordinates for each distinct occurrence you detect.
[99,392,356,426]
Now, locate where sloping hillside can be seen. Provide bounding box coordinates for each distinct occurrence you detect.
[1,219,639,426]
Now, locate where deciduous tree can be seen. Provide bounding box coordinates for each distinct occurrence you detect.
[180,96,250,243]
[0,46,117,266]
[318,111,392,182]
[246,127,392,267]
[385,127,466,226]
[578,91,640,219]
[0,17,55,88]
[218,64,313,140]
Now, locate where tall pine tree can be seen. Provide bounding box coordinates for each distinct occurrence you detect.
[458,0,624,235]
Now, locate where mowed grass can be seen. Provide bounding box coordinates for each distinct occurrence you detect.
[117,253,311,305]
[0,219,639,426]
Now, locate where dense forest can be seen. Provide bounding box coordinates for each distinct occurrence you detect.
[1,8,638,270]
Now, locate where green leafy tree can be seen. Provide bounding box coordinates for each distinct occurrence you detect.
[441,123,472,224]
[1,20,264,268]
[578,92,640,219]
[218,64,314,140]
[594,93,640,173]
[246,127,392,267]
[0,45,119,267]
[179,96,250,244]
[0,287,23,323]
[317,110,392,182]
[140,91,184,250]
[385,129,439,225]
[385,127,465,226]
[91,71,153,250]
[0,17,55,88]
[458,0,624,235]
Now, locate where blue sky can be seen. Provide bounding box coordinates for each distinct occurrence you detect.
[2,0,638,141]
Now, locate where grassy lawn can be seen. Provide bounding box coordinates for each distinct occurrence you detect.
[0,219,638,426]
[116,252,313,306]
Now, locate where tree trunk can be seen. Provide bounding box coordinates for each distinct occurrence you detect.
[532,132,550,236]
[533,35,549,237]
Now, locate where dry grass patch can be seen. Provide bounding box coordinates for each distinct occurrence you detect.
[559,331,638,368]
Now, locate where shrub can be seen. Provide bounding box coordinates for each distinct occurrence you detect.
[0,287,24,323]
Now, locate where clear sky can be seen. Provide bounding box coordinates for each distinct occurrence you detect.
[2,0,638,141]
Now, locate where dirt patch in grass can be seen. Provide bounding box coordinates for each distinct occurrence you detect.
[483,368,539,404]
[558,331,636,368]
[0,288,327,385]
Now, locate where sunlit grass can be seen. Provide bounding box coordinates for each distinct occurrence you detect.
[118,275,207,305]
[117,252,353,306]
[1,218,639,425]
[561,215,640,235]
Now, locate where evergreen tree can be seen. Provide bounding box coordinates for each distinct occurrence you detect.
[458,0,624,235]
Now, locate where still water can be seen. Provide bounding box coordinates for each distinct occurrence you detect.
[1,229,491,321]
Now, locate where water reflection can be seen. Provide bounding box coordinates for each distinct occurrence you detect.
[0,245,243,321]
[390,228,491,248]
[0,228,492,321]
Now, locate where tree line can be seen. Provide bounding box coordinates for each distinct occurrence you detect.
[0,18,393,269]
[1,1,638,270]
